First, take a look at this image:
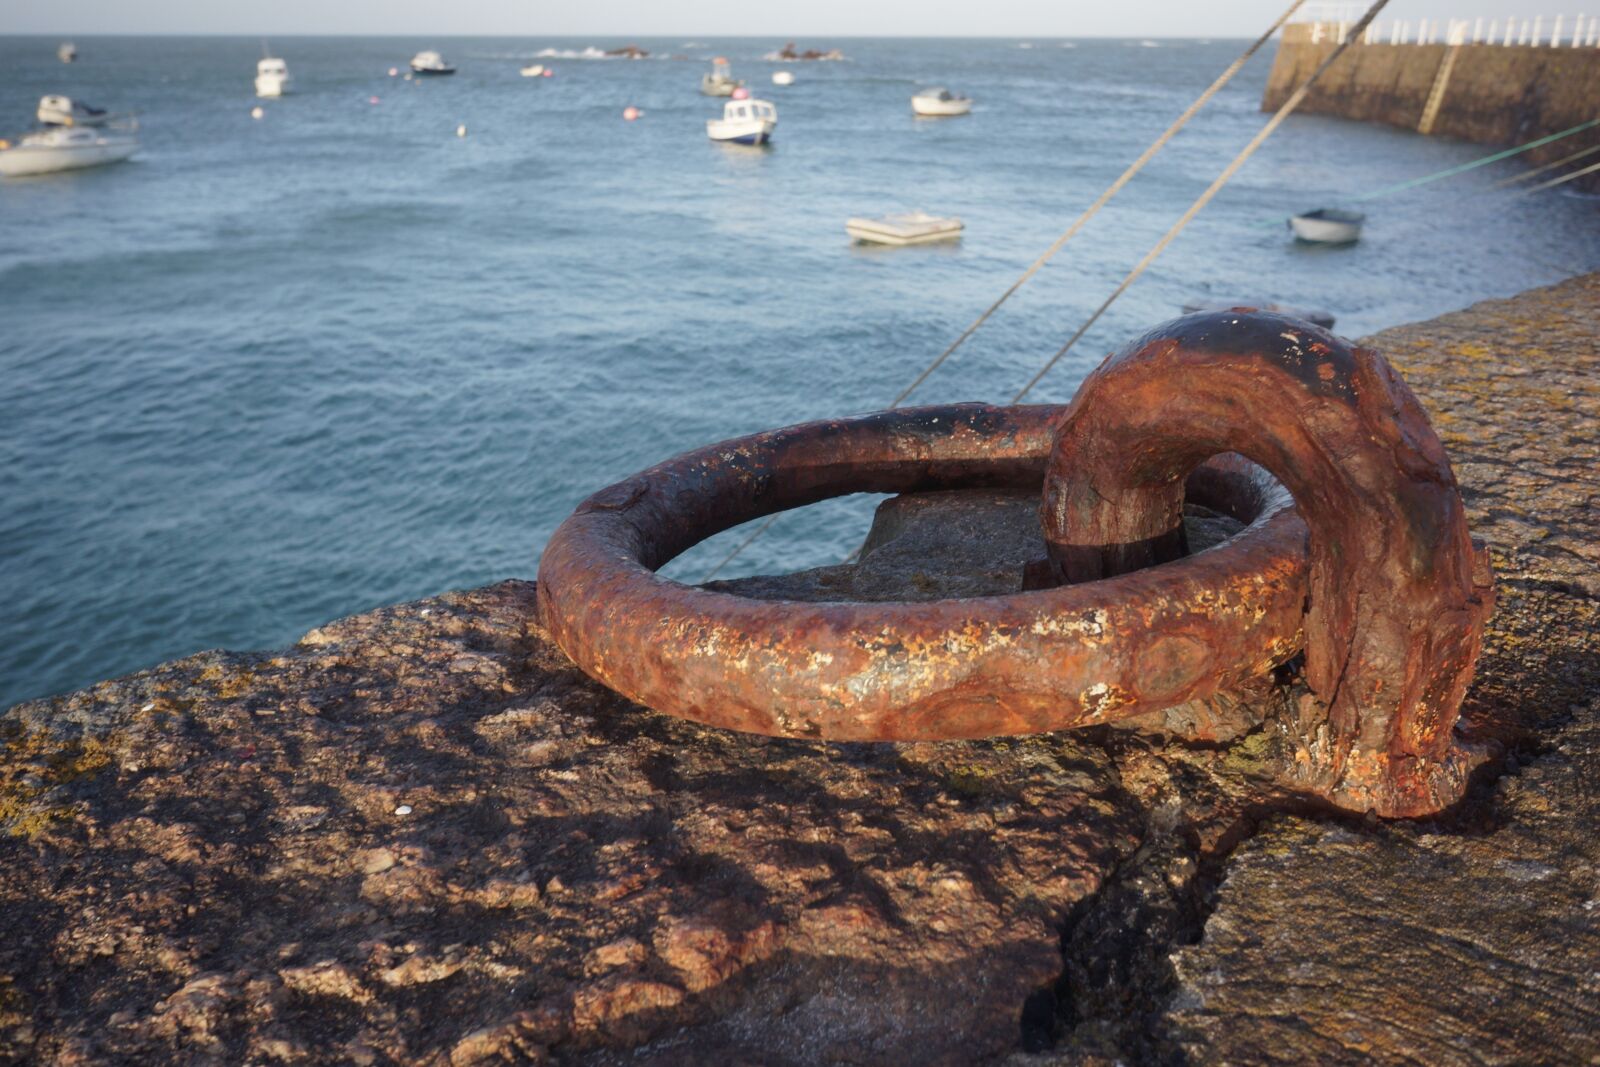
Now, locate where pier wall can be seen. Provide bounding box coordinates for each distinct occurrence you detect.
[1264,24,1600,188]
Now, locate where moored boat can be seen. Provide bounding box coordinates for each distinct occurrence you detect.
[410,50,456,76]
[520,63,546,77]
[845,211,964,246]
[706,97,777,145]
[58,42,77,63]
[911,88,973,117]
[1288,208,1364,244]
[700,57,743,96]
[0,124,138,178]
[255,56,292,97]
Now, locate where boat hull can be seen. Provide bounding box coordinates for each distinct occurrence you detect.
[1289,214,1363,244]
[707,120,775,145]
[0,139,137,178]
[411,67,456,76]
[911,98,973,117]
[255,74,292,97]
[845,218,964,246]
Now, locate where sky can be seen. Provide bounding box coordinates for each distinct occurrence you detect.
[6,0,1569,37]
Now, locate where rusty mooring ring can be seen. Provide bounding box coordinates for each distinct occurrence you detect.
[538,402,1309,741]
[539,310,1495,817]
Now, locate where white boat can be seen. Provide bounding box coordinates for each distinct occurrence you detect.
[520,63,546,77]
[1288,208,1364,244]
[707,98,776,145]
[58,42,77,63]
[255,56,292,97]
[700,57,743,97]
[771,70,795,86]
[0,125,138,178]
[845,211,964,246]
[410,50,456,76]
[911,88,972,117]
[37,95,109,127]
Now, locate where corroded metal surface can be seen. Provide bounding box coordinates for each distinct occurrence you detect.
[537,310,1493,816]
[538,403,1308,741]
[1040,310,1495,815]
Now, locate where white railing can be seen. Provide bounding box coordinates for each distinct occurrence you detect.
[1302,14,1600,46]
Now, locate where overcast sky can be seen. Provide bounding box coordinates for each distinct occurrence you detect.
[8,0,1568,37]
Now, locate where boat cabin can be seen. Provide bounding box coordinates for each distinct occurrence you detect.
[723,100,776,123]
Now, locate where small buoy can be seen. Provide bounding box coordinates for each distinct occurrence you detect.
[250,106,264,119]
[542,68,553,77]
[388,67,399,76]
[622,106,641,121]
[772,71,795,87]
[456,124,468,137]
[731,86,750,100]
[394,804,412,816]
[369,95,381,105]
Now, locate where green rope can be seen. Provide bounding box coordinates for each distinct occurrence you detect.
[1349,117,1600,201]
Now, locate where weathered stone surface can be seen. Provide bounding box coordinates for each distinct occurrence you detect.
[0,580,1138,1065]
[3,274,1599,1064]
[1164,700,1600,1065]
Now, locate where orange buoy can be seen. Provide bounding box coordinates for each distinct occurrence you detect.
[623,106,641,121]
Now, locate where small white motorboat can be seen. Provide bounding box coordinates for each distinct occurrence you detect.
[707,97,777,145]
[410,50,456,76]
[1288,208,1364,244]
[255,56,292,97]
[911,87,973,117]
[772,70,795,87]
[520,63,546,77]
[700,57,743,97]
[58,42,77,63]
[36,95,109,127]
[0,124,138,178]
[846,211,964,246]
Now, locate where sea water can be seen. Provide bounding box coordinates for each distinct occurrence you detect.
[2,35,1596,708]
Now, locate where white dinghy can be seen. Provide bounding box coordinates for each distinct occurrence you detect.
[1288,208,1364,244]
[846,212,964,246]
[911,88,973,117]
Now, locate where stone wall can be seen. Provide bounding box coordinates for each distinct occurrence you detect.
[1264,25,1600,188]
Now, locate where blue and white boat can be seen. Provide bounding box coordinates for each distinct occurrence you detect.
[706,98,776,145]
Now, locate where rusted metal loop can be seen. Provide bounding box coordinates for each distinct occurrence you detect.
[1040,309,1495,816]
[538,402,1310,742]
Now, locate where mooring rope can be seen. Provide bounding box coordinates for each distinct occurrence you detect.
[1490,139,1600,188]
[1011,0,1392,403]
[697,5,1308,582]
[885,0,1309,410]
[1351,117,1599,200]
[1510,157,1600,196]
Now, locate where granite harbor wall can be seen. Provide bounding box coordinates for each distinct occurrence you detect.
[1264,22,1600,189]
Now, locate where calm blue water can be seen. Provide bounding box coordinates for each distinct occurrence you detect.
[2,35,1596,708]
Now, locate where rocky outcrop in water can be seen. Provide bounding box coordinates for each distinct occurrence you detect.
[2,275,1597,1064]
